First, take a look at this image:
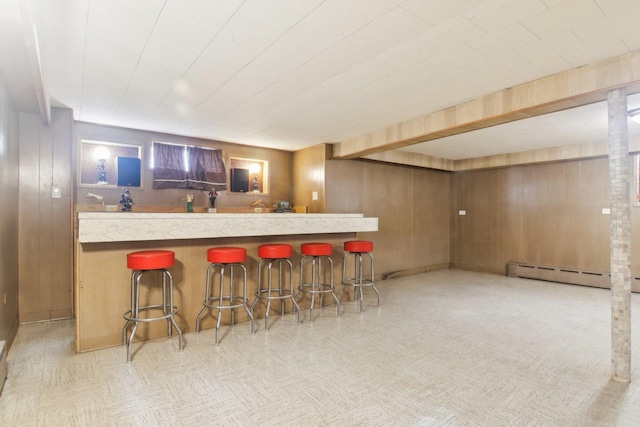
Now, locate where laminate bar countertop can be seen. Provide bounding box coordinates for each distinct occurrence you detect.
[77,212,378,243]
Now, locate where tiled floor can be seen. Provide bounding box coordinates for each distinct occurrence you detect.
[2,269,640,426]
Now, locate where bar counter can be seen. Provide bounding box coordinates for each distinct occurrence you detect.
[75,212,378,352]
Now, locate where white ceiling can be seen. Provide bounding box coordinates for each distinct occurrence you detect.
[2,0,640,158]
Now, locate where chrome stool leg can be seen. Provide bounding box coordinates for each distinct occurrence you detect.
[251,257,300,330]
[123,268,183,362]
[298,254,340,322]
[196,262,254,345]
[339,249,379,313]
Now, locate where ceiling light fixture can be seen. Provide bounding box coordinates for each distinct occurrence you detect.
[629,108,640,124]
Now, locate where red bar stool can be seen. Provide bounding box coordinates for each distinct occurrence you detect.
[195,247,255,345]
[122,250,184,362]
[250,244,301,330]
[298,243,340,322]
[340,240,379,313]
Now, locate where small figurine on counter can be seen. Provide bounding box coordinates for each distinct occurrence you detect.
[120,189,133,211]
[186,194,194,212]
[208,189,217,208]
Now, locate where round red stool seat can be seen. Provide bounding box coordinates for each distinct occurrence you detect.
[127,250,175,270]
[258,244,292,259]
[207,247,246,264]
[344,240,373,253]
[301,243,333,257]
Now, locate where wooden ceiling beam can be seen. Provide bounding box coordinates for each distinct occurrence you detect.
[332,51,640,160]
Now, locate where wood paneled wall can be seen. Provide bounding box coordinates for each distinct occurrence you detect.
[74,122,293,210]
[325,159,450,278]
[0,73,20,344]
[450,158,614,274]
[18,108,74,323]
[292,144,329,212]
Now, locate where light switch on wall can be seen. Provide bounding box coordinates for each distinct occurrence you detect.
[51,186,61,198]
[312,191,318,201]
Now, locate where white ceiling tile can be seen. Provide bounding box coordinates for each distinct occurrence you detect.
[463,0,548,32]
[400,0,488,26]
[467,51,533,79]
[517,31,585,62]
[308,7,431,70]
[141,37,201,74]
[376,16,486,68]
[594,0,640,16]
[320,57,396,94]
[400,44,489,78]
[150,13,219,53]
[572,2,640,48]
[540,0,572,6]
[263,86,337,121]
[206,20,278,56]
[229,7,432,115]
[561,37,629,67]
[229,0,326,38]
[121,59,184,109]
[467,23,540,57]
[522,0,604,39]
[163,0,244,29]
[194,6,396,116]
[621,34,640,52]
[511,54,573,81]
[89,0,165,24]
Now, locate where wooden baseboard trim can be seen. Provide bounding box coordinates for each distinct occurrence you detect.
[381,263,450,280]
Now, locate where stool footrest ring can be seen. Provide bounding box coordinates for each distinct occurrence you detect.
[123,305,179,323]
[299,283,338,294]
[341,279,375,286]
[254,289,296,300]
[202,296,250,311]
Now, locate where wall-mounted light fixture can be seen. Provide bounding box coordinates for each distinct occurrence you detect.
[94,146,110,184]
[629,108,640,124]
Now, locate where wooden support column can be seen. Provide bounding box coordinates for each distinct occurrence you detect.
[608,88,631,383]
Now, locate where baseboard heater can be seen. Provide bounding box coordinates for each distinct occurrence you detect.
[506,262,612,289]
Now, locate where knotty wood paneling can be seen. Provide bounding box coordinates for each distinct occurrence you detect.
[0,74,19,345]
[18,108,73,323]
[74,122,293,211]
[326,159,450,277]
